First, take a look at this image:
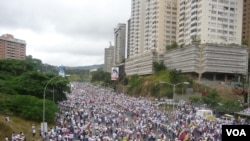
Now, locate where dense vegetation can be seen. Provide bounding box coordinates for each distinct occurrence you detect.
[189,90,242,114]
[0,58,70,123]
[90,62,246,115]
[65,68,90,82]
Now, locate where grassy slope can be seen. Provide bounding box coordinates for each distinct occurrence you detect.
[210,85,244,102]
[139,70,170,97]
[135,70,241,101]
[0,115,42,141]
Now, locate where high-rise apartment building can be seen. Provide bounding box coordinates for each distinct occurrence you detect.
[177,0,243,46]
[0,34,26,60]
[114,23,126,65]
[127,19,131,59]
[104,44,114,73]
[128,0,178,58]
[242,0,250,46]
[125,0,177,75]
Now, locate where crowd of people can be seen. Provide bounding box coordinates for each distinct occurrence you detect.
[237,107,250,115]
[42,82,169,140]
[4,81,249,141]
[4,116,28,141]
[38,82,250,141]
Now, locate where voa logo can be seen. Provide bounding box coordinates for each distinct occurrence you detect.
[222,125,250,141]
[226,129,246,136]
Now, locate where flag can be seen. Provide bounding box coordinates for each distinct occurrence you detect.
[87,122,92,130]
[183,133,189,141]
[178,132,187,141]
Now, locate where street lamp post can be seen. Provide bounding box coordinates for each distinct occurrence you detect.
[247,74,250,109]
[42,75,61,134]
[159,81,190,113]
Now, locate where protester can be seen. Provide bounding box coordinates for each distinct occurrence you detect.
[32,124,36,137]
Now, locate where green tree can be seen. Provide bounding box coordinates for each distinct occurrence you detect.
[216,99,241,114]
[2,72,69,102]
[166,42,178,50]
[202,89,221,108]
[9,95,58,123]
[91,69,105,82]
[127,75,143,95]
[0,59,37,75]
[153,62,166,73]
[166,88,174,99]
[169,69,182,84]
[189,96,203,105]
[0,59,69,123]
[150,84,160,98]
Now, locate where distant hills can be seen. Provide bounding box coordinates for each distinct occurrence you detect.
[66,64,104,70]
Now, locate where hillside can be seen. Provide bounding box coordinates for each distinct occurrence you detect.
[210,85,245,102]
[0,115,44,141]
[67,64,104,70]
[125,70,244,102]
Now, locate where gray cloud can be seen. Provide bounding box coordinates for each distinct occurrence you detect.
[0,0,130,66]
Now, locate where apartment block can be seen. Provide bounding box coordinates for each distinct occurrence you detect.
[177,0,243,46]
[242,0,250,46]
[128,0,177,57]
[114,23,126,65]
[104,44,114,73]
[125,0,177,75]
[0,34,26,60]
[127,19,131,59]
[164,43,248,81]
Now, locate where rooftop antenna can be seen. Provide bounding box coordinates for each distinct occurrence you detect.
[109,41,112,46]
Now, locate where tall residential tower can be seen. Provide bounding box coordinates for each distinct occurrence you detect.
[128,0,178,58]
[242,0,250,46]
[114,23,126,65]
[177,0,243,46]
[125,0,178,75]
[104,44,114,73]
[0,34,26,60]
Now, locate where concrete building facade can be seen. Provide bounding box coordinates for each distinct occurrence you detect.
[123,0,247,77]
[164,43,248,81]
[177,0,243,46]
[114,23,126,65]
[242,0,250,46]
[125,0,178,75]
[125,51,163,75]
[104,44,114,73]
[0,34,26,60]
[128,0,178,57]
[127,19,131,59]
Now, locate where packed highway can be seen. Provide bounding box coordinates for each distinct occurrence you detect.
[41,82,249,141]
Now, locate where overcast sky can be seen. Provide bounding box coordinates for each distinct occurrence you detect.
[0,0,131,67]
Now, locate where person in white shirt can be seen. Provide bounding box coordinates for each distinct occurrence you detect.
[57,134,63,141]
[68,132,74,140]
[32,125,36,137]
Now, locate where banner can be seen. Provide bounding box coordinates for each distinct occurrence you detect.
[111,67,119,80]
